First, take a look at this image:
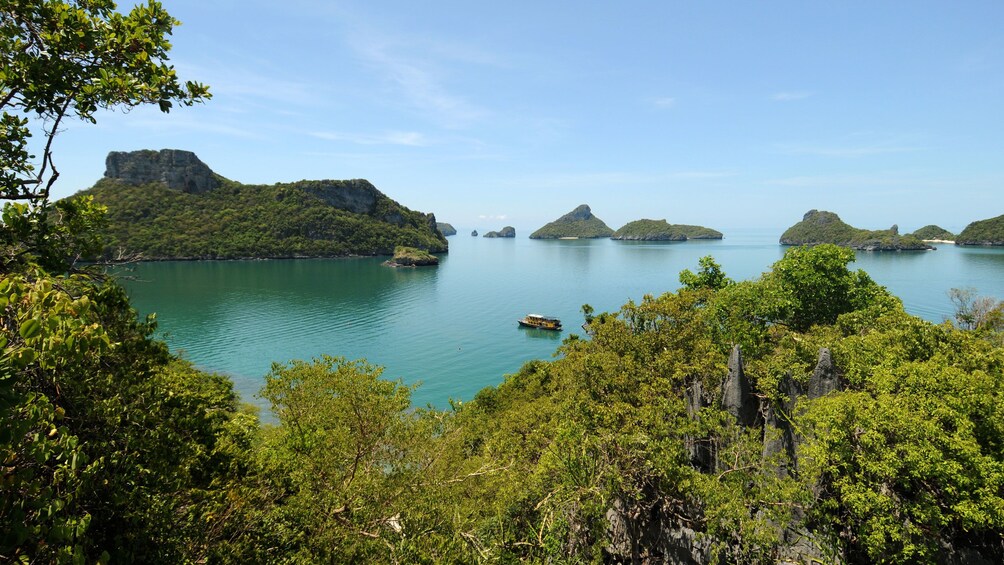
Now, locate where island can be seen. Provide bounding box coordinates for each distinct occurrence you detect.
[436,222,457,236]
[529,204,614,239]
[483,226,516,238]
[955,214,1004,246]
[611,219,723,241]
[908,224,955,242]
[779,210,933,251]
[74,149,448,260]
[384,245,439,267]
[471,230,478,236]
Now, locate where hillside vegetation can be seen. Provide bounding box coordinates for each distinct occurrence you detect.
[956,214,1004,246]
[612,219,723,240]
[76,178,448,260]
[780,210,932,250]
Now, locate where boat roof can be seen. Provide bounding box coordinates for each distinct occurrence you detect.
[526,313,560,321]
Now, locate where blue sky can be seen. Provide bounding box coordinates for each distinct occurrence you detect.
[50,0,1004,232]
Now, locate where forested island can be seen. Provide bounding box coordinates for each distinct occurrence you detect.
[909,224,955,241]
[436,222,457,236]
[530,204,614,239]
[483,226,516,238]
[75,150,448,260]
[5,3,1004,564]
[611,219,723,241]
[780,210,932,250]
[956,214,1004,246]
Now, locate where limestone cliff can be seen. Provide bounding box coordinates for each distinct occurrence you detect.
[105,149,223,194]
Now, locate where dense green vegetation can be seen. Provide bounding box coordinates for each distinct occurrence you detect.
[957,213,1004,246]
[530,204,614,239]
[781,210,932,250]
[5,3,1004,563]
[436,222,457,236]
[76,178,448,260]
[908,224,955,241]
[612,219,723,240]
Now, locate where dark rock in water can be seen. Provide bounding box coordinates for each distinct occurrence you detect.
[484,226,516,238]
[105,149,222,193]
[808,348,840,399]
[436,222,457,236]
[721,345,759,427]
[471,229,478,236]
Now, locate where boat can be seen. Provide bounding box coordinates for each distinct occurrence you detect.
[518,314,562,331]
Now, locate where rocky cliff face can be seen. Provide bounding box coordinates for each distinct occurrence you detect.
[104,149,222,193]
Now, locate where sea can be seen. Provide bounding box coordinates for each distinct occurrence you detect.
[118,229,1004,410]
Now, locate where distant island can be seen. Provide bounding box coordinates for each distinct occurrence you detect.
[956,214,1004,246]
[484,226,516,238]
[612,219,723,241]
[780,210,933,251]
[530,204,614,239]
[436,222,457,236]
[908,224,955,242]
[74,149,447,260]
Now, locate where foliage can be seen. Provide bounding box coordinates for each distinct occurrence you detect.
[0,270,251,562]
[908,224,955,241]
[74,179,448,260]
[956,213,1004,246]
[780,210,932,250]
[679,255,733,291]
[0,0,209,201]
[0,197,107,273]
[612,219,723,240]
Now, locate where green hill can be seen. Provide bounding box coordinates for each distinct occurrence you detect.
[529,204,614,239]
[956,214,1004,246]
[780,210,932,251]
[72,150,447,260]
[908,224,955,241]
[612,219,723,241]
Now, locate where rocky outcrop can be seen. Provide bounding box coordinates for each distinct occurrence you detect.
[385,246,439,267]
[104,149,223,193]
[437,222,457,236]
[471,230,478,236]
[484,226,516,238]
[807,348,840,399]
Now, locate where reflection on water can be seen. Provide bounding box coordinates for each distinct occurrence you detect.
[120,232,1004,410]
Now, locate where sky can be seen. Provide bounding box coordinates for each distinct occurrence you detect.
[46,0,1004,233]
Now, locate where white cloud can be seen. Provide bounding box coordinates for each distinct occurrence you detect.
[478,214,508,220]
[311,130,430,146]
[652,97,676,108]
[772,91,812,101]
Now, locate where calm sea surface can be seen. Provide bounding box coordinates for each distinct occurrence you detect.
[119,229,1004,410]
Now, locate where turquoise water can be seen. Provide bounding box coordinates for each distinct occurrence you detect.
[119,230,1004,409]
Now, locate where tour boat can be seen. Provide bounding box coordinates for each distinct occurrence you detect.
[518,314,563,331]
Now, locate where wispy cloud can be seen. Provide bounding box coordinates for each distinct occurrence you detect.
[347,34,489,129]
[772,91,812,102]
[652,97,676,108]
[524,170,736,189]
[478,214,508,220]
[311,130,430,146]
[775,142,921,157]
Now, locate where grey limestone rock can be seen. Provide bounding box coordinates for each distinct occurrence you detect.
[436,222,457,236]
[721,345,759,427]
[807,348,841,399]
[104,149,222,193]
[471,229,478,236]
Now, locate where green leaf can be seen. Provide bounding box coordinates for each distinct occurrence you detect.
[19,318,42,339]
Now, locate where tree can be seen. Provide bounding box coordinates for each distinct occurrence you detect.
[1,0,209,202]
